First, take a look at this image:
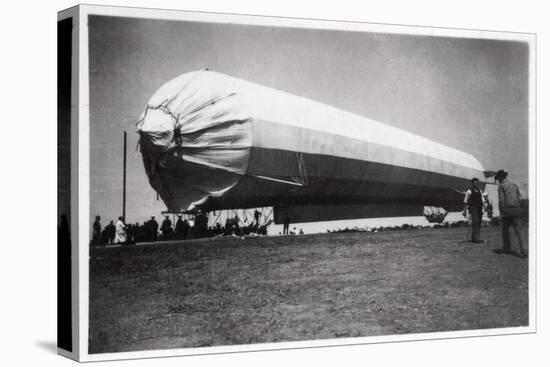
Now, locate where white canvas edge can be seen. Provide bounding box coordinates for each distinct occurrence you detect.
[78,4,91,361]
[64,4,537,362]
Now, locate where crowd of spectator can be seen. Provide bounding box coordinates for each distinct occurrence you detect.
[90,211,269,247]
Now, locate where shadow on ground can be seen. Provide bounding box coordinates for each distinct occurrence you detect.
[35,341,58,354]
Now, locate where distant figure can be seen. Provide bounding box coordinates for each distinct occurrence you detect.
[231,214,240,236]
[161,215,173,239]
[254,210,261,227]
[283,213,290,235]
[173,125,183,146]
[193,212,208,238]
[463,178,485,243]
[495,170,526,257]
[183,219,190,239]
[126,223,135,244]
[214,222,222,235]
[175,215,188,240]
[114,216,127,244]
[148,216,159,241]
[138,221,148,242]
[299,228,304,235]
[133,222,141,243]
[92,215,101,247]
[104,220,116,245]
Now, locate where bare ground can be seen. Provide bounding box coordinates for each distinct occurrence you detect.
[89,225,528,354]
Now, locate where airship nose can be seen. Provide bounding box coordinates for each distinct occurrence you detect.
[137,107,177,161]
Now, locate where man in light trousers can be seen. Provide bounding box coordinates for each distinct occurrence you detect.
[495,170,526,258]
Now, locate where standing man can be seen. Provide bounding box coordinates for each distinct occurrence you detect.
[463,178,485,243]
[92,215,102,247]
[161,215,173,240]
[105,220,116,245]
[254,209,261,227]
[283,212,290,235]
[148,216,159,241]
[175,215,185,240]
[495,170,526,257]
[182,218,190,240]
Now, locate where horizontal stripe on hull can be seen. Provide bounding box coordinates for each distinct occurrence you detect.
[252,119,483,181]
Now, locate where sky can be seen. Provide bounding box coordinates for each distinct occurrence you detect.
[88,15,530,228]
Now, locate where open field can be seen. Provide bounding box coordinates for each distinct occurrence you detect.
[89,225,528,354]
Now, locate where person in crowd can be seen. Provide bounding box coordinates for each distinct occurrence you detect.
[283,213,290,235]
[232,215,240,236]
[92,215,101,247]
[126,223,137,244]
[175,215,186,240]
[114,216,127,244]
[495,170,527,258]
[132,222,141,243]
[161,215,173,240]
[215,222,223,235]
[148,216,159,241]
[224,217,233,235]
[463,178,485,243]
[138,221,148,242]
[183,218,190,239]
[254,209,261,227]
[100,224,108,246]
[125,223,133,244]
[104,220,116,245]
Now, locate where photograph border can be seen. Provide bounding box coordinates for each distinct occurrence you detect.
[59,4,537,362]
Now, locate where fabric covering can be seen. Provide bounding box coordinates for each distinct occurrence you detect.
[137,69,485,213]
[137,70,253,211]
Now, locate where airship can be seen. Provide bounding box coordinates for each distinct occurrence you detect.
[137,69,485,223]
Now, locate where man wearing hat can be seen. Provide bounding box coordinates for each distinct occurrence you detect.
[463,178,485,243]
[495,170,526,257]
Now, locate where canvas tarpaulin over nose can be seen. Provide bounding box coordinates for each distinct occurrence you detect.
[137,70,253,211]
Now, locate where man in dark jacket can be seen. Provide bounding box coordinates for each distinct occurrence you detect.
[148,216,159,241]
[495,170,526,257]
[161,215,173,240]
[92,215,102,247]
[175,215,185,240]
[104,220,116,245]
[283,213,290,235]
[463,178,485,243]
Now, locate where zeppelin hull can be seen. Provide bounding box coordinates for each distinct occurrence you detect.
[137,70,486,216]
